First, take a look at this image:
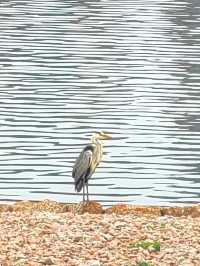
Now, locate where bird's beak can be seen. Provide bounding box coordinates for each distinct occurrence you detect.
[102,133,112,140]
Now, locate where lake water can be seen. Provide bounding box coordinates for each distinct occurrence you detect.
[0,0,200,206]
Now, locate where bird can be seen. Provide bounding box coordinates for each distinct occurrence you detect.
[72,132,112,203]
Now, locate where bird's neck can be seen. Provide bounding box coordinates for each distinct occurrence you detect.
[92,137,101,145]
[92,138,103,160]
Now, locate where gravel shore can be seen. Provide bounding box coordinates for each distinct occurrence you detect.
[0,200,199,266]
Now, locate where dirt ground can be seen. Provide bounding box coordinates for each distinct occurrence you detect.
[0,200,199,266]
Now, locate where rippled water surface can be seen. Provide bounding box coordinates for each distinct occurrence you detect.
[0,0,200,206]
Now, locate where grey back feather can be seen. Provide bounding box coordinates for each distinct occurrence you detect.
[72,145,94,192]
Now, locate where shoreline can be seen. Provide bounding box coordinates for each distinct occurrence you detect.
[0,199,199,217]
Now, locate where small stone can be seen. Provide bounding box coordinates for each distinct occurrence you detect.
[74,235,82,242]
[86,259,101,266]
[102,233,113,241]
[113,222,128,230]
[42,258,54,265]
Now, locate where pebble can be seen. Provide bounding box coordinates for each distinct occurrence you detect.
[42,258,54,265]
[85,260,101,266]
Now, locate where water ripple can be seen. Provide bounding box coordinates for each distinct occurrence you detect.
[0,0,200,206]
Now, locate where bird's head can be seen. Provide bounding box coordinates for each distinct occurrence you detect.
[91,131,112,141]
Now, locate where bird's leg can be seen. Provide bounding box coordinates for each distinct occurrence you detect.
[86,182,89,202]
[82,179,85,203]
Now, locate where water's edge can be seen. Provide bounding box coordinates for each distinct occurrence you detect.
[0,199,200,217]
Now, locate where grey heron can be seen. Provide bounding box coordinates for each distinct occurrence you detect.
[72,132,112,202]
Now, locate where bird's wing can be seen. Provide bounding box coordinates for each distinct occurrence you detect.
[72,149,93,182]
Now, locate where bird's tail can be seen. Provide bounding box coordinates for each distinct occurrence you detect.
[75,178,84,192]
